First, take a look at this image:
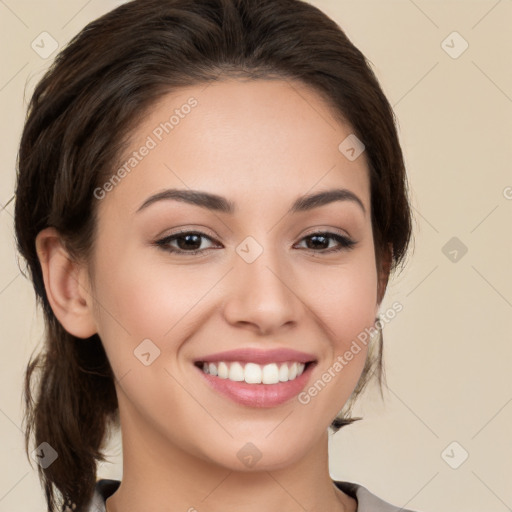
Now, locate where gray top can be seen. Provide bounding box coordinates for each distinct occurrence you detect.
[86,479,419,512]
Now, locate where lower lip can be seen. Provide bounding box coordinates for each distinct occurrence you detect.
[194,362,316,408]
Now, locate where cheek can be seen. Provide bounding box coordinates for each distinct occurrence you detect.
[89,237,237,383]
[306,252,377,375]
[312,253,379,338]
[294,261,377,415]
[90,254,198,357]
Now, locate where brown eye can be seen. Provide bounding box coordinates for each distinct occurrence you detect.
[155,231,220,255]
[296,232,357,253]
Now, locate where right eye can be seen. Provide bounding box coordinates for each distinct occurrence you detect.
[154,230,222,255]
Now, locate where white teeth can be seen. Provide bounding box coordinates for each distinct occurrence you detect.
[244,363,262,384]
[262,363,279,384]
[218,361,229,379]
[228,362,245,381]
[278,363,289,382]
[289,362,298,380]
[200,361,307,384]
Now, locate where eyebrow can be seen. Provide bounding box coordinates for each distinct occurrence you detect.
[136,187,366,215]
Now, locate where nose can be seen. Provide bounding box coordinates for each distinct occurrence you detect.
[222,242,305,335]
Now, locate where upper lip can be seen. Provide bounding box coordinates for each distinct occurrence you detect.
[194,348,317,365]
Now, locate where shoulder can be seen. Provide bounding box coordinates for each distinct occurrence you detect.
[333,480,421,512]
[88,479,422,512]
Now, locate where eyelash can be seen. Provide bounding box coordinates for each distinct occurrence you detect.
[154,229,357,256]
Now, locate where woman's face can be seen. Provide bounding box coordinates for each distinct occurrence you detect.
[87,78,382,470]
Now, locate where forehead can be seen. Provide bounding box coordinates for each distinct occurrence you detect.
[99,78,371,217]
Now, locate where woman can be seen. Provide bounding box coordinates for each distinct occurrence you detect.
[14,0,416,511]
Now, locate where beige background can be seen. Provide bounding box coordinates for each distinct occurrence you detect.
[1,1,511,511]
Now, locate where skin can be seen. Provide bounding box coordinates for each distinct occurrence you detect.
[36,78,390,512]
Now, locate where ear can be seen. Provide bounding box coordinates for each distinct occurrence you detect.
[376,243,393,306]
[35,227,97,339]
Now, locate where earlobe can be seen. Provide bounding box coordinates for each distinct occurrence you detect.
[35,227,97,339]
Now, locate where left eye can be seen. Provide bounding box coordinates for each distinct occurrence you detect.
[295,232,357,252]
[155,231,356,255]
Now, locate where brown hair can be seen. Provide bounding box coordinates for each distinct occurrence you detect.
[14,0,413,510]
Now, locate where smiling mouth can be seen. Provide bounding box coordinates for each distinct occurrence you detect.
[194,360,316,385]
